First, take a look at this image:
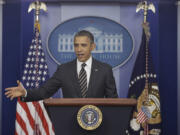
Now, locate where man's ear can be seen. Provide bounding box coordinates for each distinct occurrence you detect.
[91,43,96,50]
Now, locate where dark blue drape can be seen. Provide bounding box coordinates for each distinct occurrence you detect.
[2,1,33,135]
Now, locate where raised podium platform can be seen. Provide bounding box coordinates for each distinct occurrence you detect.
[44,98,136,135]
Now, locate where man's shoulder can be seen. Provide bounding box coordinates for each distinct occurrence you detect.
[57,59,76,69]
[93,58,112,69]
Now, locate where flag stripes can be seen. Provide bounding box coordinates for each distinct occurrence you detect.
[16,112,29,135]
[136,110,148,123]
[18,101,35,129]
[32,102,50,135]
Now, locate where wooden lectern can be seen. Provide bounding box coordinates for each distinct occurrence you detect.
[44,98,136,135]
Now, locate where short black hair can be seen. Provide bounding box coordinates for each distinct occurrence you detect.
[74,30,94,44]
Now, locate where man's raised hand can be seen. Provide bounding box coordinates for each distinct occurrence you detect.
[5,80,26,100]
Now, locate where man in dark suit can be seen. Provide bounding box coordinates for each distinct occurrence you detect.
[5,30,118,101]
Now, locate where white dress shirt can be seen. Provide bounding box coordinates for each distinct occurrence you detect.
[77,56,92,88]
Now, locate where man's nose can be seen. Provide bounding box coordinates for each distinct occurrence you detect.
[77,45,82,52]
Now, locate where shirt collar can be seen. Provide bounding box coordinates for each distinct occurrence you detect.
[77,56,92,68]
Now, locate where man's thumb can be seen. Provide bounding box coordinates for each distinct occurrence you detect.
[17,80,20,85]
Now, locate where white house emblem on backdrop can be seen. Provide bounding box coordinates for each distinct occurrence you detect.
[47,16,134,68]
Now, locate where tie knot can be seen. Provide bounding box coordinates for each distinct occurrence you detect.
[81,63,86,68]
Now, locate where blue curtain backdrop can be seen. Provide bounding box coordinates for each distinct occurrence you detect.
[1,0,177,135]
[2,1,33,135]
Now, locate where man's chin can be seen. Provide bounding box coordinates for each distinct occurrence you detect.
[77,57,86,62]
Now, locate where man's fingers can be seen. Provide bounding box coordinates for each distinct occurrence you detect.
[6,92,13,98]
[5,81,24,100]
[6,94,11,98]
[5,87,17,91]
[5,91,11,95]
[10,96,14,100]
[5,91,17,100]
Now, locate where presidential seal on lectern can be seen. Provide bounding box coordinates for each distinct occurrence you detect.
[77,105,103,130]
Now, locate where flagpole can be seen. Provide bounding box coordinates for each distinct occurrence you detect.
[28,1,47,135]
[136,1,156,135]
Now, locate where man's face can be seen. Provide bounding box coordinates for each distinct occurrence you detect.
[74,36,95,62]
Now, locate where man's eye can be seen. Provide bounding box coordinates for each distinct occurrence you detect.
[81,44,87,47]
[74,44,78,47]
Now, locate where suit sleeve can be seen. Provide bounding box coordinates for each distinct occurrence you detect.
[105,66,118,98]
[22,66,63,102]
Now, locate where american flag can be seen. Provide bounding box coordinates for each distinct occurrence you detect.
[15,22,55,135]
[136,106,151,124]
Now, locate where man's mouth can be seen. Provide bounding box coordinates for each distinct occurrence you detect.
[77,54,84,57]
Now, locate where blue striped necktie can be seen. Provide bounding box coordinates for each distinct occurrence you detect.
[79,63,87,98]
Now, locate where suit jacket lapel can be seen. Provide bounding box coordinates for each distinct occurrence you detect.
[87,59,99,97]
[71,59,82,98]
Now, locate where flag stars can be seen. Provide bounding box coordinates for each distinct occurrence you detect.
[43,71,47,75]
[24,70,28,74]
[26,82,30,87]
[20,29,50,90]
[130,73,158,87]
[33,70,36,74]
[25,64,29,68]
[40,64,43,69]
[35,64,38,68]
[32,58,34,62]
[41,58,44,62]
[30,64,33,68]
[32,76,35,80]
[30,45,34,49]
[37,77,41,81]
[42,77,45,81]
[27,58,31,62]
[27,76,31,80]
[29,70,32,74]
[31,83,34,87]
[39,71,42,75]
[28,52,32,56]
[22,76,26,80]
